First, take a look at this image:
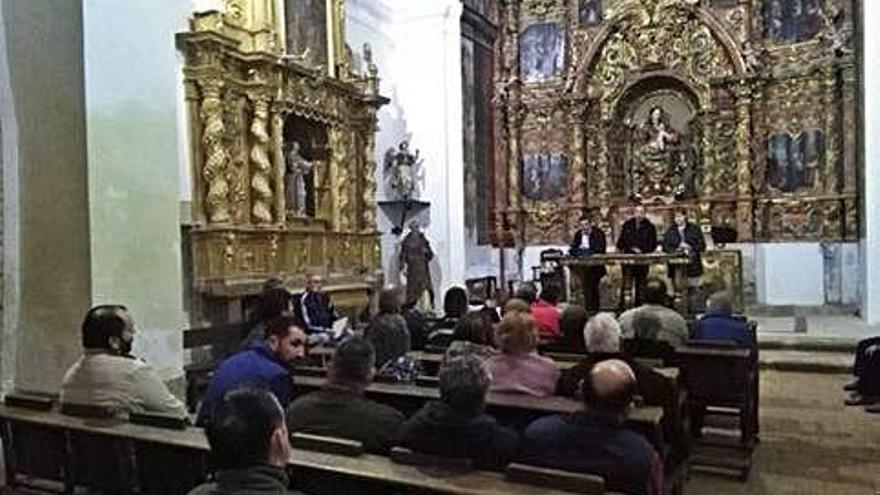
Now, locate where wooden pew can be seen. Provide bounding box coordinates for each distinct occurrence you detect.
[182,322,244,411]
[291,375,665,453]
[0,404,606,495]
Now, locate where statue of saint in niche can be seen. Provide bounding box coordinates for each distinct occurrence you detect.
[384,140,423,200]
[631,106,695,202]
[399,220,434,309]
[285,141,314,217]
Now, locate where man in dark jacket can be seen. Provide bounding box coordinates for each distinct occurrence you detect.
[294,274,338,343]
[395,354,519,470]
[286,337,404,453]
[569,215,607,311]
[662,210,706,311]
[524,359,663,495]
[198,316,306,426]
[616,204,658,306]
[188,388,304,495]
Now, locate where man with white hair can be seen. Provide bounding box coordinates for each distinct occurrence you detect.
[556,313,671,407]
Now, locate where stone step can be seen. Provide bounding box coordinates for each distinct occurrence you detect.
[746,304,859,317]
[758,348,852,374]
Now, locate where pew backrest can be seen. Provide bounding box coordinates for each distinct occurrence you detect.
[291,432,365,457]
[505,463,605,495]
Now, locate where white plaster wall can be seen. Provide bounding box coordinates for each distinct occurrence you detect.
[756,243,825,305]
[863,0,880,324]
[82,0,195,379]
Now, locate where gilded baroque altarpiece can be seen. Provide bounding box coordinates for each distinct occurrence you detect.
[493,0,858,300]
[178,0,386,310]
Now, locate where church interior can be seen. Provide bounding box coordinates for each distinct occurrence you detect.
[0,0,878,493]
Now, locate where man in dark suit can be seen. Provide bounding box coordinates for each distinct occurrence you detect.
[616,205,657,306]
[662,210,706,312]
[569,215,607,311]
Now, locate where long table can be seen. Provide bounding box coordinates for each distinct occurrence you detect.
[0,404,604,495]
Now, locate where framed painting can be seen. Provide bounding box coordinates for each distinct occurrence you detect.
[519,23,565,83]
[284,0,330,68]
[522,153,569,201]
[763,0,824,43]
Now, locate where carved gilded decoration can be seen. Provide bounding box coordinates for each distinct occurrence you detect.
[179,1,387,302]
[494,0,857,246]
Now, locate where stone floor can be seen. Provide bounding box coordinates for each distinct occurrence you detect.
[687,370,880,495]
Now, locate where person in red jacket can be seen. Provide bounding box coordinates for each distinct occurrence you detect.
[530,283,563,341]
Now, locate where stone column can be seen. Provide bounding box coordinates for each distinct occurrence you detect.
[863,1,880,323]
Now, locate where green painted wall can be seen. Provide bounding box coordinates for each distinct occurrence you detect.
[82,0,191,379]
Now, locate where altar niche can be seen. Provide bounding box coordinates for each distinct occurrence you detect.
[283,115,328,220]
[612,76,701,204]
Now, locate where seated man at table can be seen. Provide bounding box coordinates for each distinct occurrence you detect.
[523,359,663,495]
[198,316,306,426]
[395,354,519,470]
[569,215,607,311]
[619,277,687,347]
[294,273,339,342]
[60,305,187,416]
[285,337,404,453]
[556,313,673,408]
[189,388,304,495]
[692,292,755,349]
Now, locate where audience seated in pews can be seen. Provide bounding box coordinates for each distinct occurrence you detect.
[60,305,187,417]
[198,316,306,426]
[395,353,519,470]
[513,282,538,305]
[844,336,880,409]
[402,301,429,351]
[531,283,563,341]
[366,287,411,369]
[286,336,404,453]
[241,286,294,347]
[425,286,470,348]
[189,388,304,495]
[692,292,756,349]
[522,359,664,495]
[293,273,339,343]
[619,277,688,347]
[452,311,496,348]
[559,305,589,354]
[556,313,673,407]
[502,297,531,316]
[488,312,559,397]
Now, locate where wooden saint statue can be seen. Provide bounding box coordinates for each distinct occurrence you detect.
[399,220,434,308]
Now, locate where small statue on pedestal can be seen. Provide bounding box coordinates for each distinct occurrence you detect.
[285,141,314,218]
[399,220,434,310]
[384,140,423,201]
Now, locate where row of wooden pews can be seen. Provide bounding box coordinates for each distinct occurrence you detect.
[0,396,630,495]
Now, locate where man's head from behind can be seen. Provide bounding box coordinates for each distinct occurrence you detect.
[439,354,490,417]
[707,291,734,315]
[206,388,290,470]
[255,287,292,321]
[642,277,668,305]
[582,359,637,417]
[328,336,375,389]
[81,305,135,355]
[264,316,306,365]
[583,312,621,353]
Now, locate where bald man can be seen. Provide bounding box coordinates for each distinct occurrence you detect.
[522,359,663,495]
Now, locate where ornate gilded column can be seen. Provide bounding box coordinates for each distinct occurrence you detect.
[361,128,378,232]
[200,77,231,224]
[734,83,754,239]
[271,107,286,225]
[822,66,841,194]
[568,99,587,224]
[248,90,274,224]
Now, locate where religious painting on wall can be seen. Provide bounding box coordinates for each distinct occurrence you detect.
[763,0,824,43]
[766,129,824,192]
[519,23,565,83]
[579,0,603,26]
[284,0,328,68]
[522,153,568,201]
